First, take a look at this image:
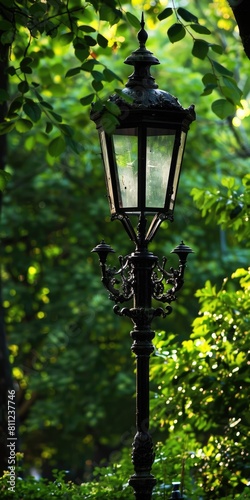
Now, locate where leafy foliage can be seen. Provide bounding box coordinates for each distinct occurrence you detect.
[150,266,250,496]
[0,0,249,497]
[158,2,243,118]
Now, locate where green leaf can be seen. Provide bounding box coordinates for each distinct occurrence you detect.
[212,60,233,77]
[210,44,223,54]
[22,66,32,75]
[126,12,141,29]
[18,81,29,94]
[168,23,186,43]
[192,40,209,59]
[74,46,89,62]
[99,5,121,25]
[15,119,33,133]
[0,170,11,191]
[0,88,9,103]
[8,97,23,116]
[20,57,33,70]
[1,30,14,45]
[48,136,65,157]
[91,100,103,114]
[190,24,211,35]
[103,68,123,84]
[114,89,133,104]
[40,101,53,110]
[0,121,15,135]
[105,101,121,117]
[23,100,41,122]
[230,205,243,219]
[177,7,198,23]
[45,122,53,134]
[49,111,62,123]
[84,35,97,47]
[100,111,119,134]
[202,73,218,86]
[59,32,74,46]
[221,177,236,189]
[81,60,100,72]
[97,33,108,48]
[7,66,16,76]
[92,80,103,92]
[242,75,250,98]
[201,84,217,96]
[222,76,242,98]
[220,77,242,105]
[158,8,173,21]
[211,99,236,119]
[80,94,95,106]
[58,124,73,137]
[65,67,81,78]
[0,20,13,31]
[78,25,96,33]
[92,70,103,82]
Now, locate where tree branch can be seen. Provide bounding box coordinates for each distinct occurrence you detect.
[228,0,250,58]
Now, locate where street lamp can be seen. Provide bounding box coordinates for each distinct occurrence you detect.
[91,15,195,500]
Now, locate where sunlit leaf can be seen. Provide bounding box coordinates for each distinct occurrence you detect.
[105,101,121,117]
[125,12,141,29]
[0,121,16,134]
[101,111,119,133]
[0,170,11,191]
[15,119,33,133]
[212,60,233,77]
[211,99,235,119]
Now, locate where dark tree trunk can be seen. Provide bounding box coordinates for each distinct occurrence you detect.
[228,0,250,58]
[0,39,16,476]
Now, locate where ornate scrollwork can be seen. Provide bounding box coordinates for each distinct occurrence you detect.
[131,431,155,472]
[92,240,193,316]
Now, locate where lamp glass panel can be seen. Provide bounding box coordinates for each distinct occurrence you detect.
[146,128,175,208]
[113,128,138,208]
[100,130,115,212]
[169,131,186,210]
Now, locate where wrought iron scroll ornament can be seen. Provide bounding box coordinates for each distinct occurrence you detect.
[91,240,193,321]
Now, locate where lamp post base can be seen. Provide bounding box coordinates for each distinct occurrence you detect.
[129,473,156,500]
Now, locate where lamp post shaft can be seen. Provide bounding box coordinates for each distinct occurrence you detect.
[90,18,195,497]
[128,246,157,499]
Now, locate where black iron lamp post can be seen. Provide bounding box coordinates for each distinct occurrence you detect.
[91,15,195,500]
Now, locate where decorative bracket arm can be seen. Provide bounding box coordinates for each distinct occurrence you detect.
[152,242,193,304]
[92,240,193,314]
[91,241,134,303]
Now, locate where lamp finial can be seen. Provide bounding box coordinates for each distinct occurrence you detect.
[138,13,148,48]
